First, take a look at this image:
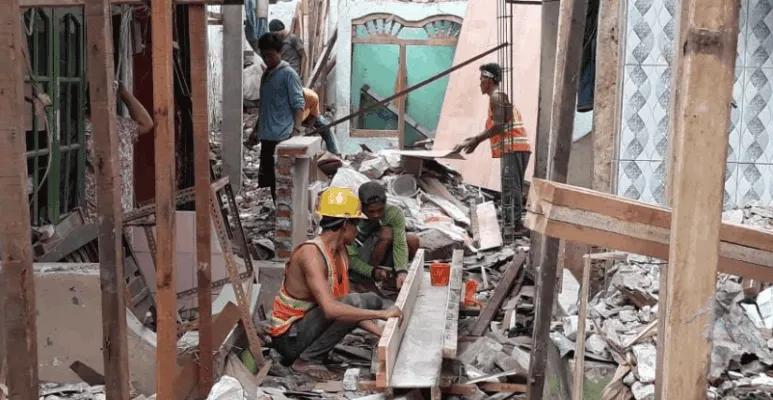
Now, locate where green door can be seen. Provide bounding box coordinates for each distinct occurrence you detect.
[24,7,86,225]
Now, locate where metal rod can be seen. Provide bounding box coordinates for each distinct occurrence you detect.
[305,43,508,136]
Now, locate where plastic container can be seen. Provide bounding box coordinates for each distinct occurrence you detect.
[430,262,451,286]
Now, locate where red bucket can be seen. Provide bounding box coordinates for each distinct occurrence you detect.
[430,262,451,286]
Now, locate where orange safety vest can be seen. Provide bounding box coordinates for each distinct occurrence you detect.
[487,93,531,158]
[269,237,350,336]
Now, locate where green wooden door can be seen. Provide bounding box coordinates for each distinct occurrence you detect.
[24,7,86,225]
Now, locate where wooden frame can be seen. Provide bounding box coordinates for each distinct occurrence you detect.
[349,13,462,148]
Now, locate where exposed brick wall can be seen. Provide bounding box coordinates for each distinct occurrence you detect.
[275,153,295,259]
[274,137,322,260]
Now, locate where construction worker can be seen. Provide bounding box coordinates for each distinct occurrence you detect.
[301,88,340,155]
[84,81,153,224]
[347,181,420,290]
[454,63,531,239]
[269,187,401,380]
[269,19,306,79]
[252,32,305,203]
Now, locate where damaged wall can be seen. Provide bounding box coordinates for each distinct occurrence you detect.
[33,263,158,395]
[334,0,467,153]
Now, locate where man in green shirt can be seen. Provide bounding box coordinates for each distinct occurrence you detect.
[347,181,420,290]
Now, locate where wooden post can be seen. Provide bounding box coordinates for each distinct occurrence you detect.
[189,4,214,397]
[655,1,739,398]
[591,0,623,194]
[151,0,178,398]
[527,0,588,398]
[571,256,592,400]
[84,0,131,398]
[0,1,39,398]
[221,5,244,191]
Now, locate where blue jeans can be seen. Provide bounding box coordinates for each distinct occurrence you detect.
[314,115,340,155]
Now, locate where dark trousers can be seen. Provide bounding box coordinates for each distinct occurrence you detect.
[258,140,280,203]
[501,151,531,242]
[271,293,384,366]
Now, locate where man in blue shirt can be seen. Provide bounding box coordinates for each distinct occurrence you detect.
[254,33,305,202]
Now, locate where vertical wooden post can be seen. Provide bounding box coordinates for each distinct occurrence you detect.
[0,1,39,398]
[396,45,407,150]
[221,5,244,191]
[189,5,214,397]
[84,0,132,399]
[591,0,623,194]
[527,0,588,398]
[151,0,178,398]
[655,1,739,399]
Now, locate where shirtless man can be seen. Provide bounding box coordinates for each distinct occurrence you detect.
[269,187,401,379]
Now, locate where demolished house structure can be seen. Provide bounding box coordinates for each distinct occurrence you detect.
[3,0,773,399]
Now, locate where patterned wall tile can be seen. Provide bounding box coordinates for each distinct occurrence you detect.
[625,0,675,65]
[738,0,750,67]
[620,65,670,161]
[738,163,773,206]
[741,67,773,163]
[617,160,666,205]
[725,162,740,209]
[746,0,773,68]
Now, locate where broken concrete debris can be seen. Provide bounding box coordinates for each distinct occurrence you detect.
[545,204,773,400]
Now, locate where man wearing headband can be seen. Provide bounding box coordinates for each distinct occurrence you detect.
[454,62,532,239]
[346,181,420,290]
[269,187,401,380]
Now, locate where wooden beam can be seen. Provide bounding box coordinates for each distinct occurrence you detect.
[442,250,463,358]
[469,251,527,336]
[527,0,588,397]
[591,0,623,194]
[21,0,242,6]
[376,249,425,388]
[189,4,214,397]
[525,179,773,280]
[151,0,178,398]
[656,1,740,398]
[221,5,244,191]
[571,255,592,400]
[0,0,39,397]
[84,0,131,398]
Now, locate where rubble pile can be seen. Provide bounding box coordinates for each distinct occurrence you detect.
[548,204,773,400]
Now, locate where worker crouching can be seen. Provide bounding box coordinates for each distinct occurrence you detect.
[269,187,401,380]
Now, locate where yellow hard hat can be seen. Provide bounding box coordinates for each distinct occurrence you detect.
[316,187,367,219]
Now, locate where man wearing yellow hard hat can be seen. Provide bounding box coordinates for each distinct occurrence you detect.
[268,187,402,380]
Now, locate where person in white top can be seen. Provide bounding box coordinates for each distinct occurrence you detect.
[243,56,267,109]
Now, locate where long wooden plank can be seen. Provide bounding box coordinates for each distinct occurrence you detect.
[591,0,623,194]
[469,251,527,336]
[571,255,592,400]
[527,0,588,397]
[442,250,464,358]
[390,271,448,388]
[151,0,178,397]
[656,1,740,398]
[84,0,131,398]
[524,192,773,282]
[376,249,425,388]
[432,0,541,191]
[529,179,773,254]
[0,0,39,398]
[189,4,214,397]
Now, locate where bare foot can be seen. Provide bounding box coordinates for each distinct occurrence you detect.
[291,359,341,381]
